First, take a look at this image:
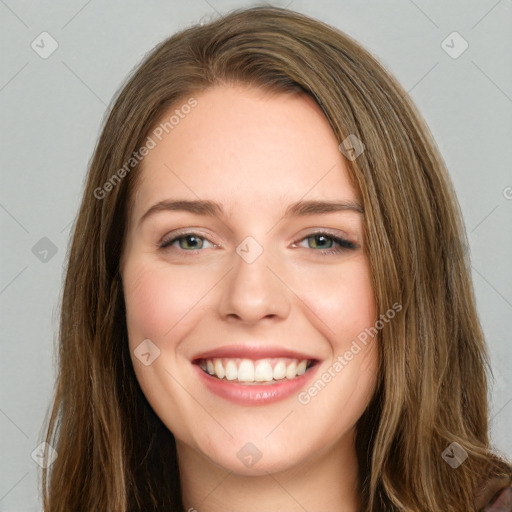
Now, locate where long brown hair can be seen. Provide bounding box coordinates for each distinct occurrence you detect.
[41,5,511,511]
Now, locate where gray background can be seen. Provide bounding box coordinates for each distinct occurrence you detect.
[1,1,511,510]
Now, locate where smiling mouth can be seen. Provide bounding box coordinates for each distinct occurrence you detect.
[194,357,317,385]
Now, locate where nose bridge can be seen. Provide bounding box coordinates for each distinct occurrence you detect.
[218,235,291,323]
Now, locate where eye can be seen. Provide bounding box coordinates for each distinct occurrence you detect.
[159,232,215,251]
[158,230,358,256]
[294,231,357,255]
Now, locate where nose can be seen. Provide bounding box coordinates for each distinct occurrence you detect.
[217,241,291,325]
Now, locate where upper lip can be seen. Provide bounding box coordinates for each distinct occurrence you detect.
[192,344,320,362]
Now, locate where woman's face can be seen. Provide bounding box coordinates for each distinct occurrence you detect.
[120,84,378,475]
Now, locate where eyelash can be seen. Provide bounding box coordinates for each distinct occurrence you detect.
[158,230,357,256]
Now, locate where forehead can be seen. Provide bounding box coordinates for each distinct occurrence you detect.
[130,84,359,219]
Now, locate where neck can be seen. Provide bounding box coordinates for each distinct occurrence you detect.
[177,431,361,512]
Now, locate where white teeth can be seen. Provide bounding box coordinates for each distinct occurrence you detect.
[255,360,274,382]
[214,359,225,379]
[238,359,255,382]
[225,360,238,381]
[272,360,287,380]
[198,357,313,383]
[285,361,297,379]
[296,360,307,376]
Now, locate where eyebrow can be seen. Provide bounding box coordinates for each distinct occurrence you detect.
[138,198,364,226]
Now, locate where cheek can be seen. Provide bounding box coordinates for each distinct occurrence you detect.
[122,256,229,366]
[124,255,376,351]
[122,260,202,344]
[123,264,169,341]
[297,262,378,429]
[300,258,376,341]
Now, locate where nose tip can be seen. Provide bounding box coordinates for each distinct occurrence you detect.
[217,243,291,324]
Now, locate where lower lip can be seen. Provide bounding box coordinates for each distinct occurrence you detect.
[192,362,320,405]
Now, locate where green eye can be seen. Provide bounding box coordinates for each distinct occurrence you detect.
[159,233,213,251]
[297,232,357,255]
[159,231,357,255]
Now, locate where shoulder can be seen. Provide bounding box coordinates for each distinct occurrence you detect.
[475,472,512,511]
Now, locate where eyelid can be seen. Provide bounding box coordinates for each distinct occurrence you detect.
[293,230,358,252]
[295,227,355,242]
[158,228,220,248]
[158,228,359,255]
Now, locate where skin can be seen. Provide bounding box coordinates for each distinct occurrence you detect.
[120,84,379,512]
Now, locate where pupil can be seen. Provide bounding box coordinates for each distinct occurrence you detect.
[184,235,201,249]
[313,235,330,249]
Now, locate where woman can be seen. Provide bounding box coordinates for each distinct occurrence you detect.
[41,5,511,511]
